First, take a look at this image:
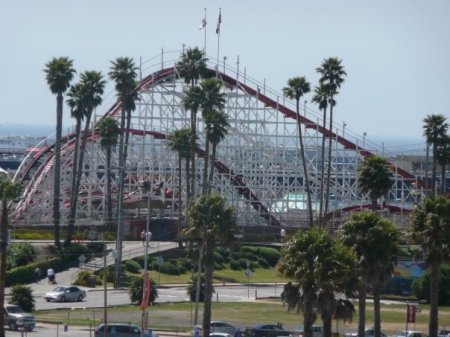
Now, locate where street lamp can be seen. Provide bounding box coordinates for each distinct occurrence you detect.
[363,132,367,148]
[223,56,227,73]
[343,122,346,138]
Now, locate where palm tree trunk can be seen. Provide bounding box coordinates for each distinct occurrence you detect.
[319,108,327,227]
[53,93,63,248]
[296,99,313,227]
[324,100,334,223]
[208,144,217,194]
[123,110,132,196]
[358,281,366,337]
[0,200,8,337]
[440,160,447,195]
[303,290,315,337]
[202,244,214,337]
[373,281,381,337]
[432,143,438,194]
[186,158,191,199]
[191,110,197,197]
[106,147,113,230]
[322,313,333,337]
[429,262,439,337]
[202,135,210,195]
[178,156,183,248]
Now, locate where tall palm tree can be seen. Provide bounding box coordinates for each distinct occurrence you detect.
[181,85,204,198]
[282,76,313,227]
[66,71,106,246]
[311,83,334,227]
[316,58,346,223]
[411,195,450,337]
[98,117,119,230]
[123,85,140,166]
[339,212,398,337]
[44,57,76,248]
[358,156,393,212]
[0,178,23,337]
[109,57,138,288]
[277,226,357,337]
[200,78,226,194]
[206,110,230,192]
[423,114,448,194]
[183,194,235,337]
[167,128,193,246]
[176,46,208,87]
[437,134,450,194]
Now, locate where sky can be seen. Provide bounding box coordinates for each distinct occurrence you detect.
[1,0,449,152]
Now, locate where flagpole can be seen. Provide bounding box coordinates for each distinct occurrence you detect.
[216,8,221,68]
[204,7,207,55]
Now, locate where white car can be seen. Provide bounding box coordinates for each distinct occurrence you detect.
[191,321,238,337]
[345,328,387,337]
[392,332,428,337]
[438,330,450,337]
[44,285,87,302]
[289,325,324,337]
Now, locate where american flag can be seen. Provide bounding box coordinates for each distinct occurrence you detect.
[216,11,221,34]
[199,14,207,30]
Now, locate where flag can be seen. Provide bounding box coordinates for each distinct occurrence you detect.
[216,11,222,34]
[199,13,207,30]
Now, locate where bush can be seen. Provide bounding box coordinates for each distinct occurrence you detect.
[186,273,212,302]
[412,266,450,305]
[229,260,241,271]
[8,284,35,312]
[6,257,64,287]
[257,257,270,269]
[214,252,225,265]
[160,262,181,275]
[258,247,280,267]
[238,258,255,270]
[7,243,36,270]
[216,248,230,262]
[124,260,141,274]
[241,246,259,255]
[128,276,158,305]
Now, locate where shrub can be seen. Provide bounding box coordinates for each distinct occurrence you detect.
[214,252,225,265]
[133,256,146,268]
[128,276,158,305]
[241,246,259,255]
[258,247,280,267]
[160,262,181,275]
[257,257,270,269]
[412,266,450,305]
[230,251,244,261]
[8,284,35,312]
[124,260,141,274]
[7,243,36,270]
[229,260,241,271]
[216,247,230,262]
[238,258,255,270]
[6,257,64,287]
[186,273,213,302]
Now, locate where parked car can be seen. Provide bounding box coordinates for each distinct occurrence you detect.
[289,325,324,337]
[191,321,239,336]
[345,328,387,337]
[392,332,428,337]
[438,330,450,337]
[244,324,290,337]
[4,305,36,331]
[44,285,87,302]
[95,323,159,337]
[210,334,235,337]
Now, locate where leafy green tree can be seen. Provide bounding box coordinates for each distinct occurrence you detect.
[358,156,393,212]
[128,276,158,305]
[183,194,235,337]
[44,56,76,248]
[98,117,119,229]
[0,178,23,337]
[8,285,35,312]
[411,195,450,337]
[316,58,346,223]
[186,273,209,302]
[283,76,313,227]
[277,226,357,337]
[412,266,450,305]
[423,114,448,194]
[6,243,36,270]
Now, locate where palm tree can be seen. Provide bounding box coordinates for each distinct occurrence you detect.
[206,110,230,192]
[311,83,334,227]
[183,194,235,337]
[98,117,119,230]
[437,134,450,194]
[44,57,76,248]
[316,58,346,223]
[181,85,204,198]
[423,114,448,194]
[276,226,357,337]
[282,76,313,227]
[66,71,106,246]
[167,128,193,246]
[108,57,138,288]
[358,156,393,212]
[339,212,398,337]
[123,85,140,165]
[200,78,226,194]
[411,195,450,337]
[0,178,23,337]
[176,46,208,87]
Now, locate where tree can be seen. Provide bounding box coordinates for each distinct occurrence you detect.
[411,195,450,337]
[183,194,235,337]
[8,285,35,313]
[205,110,230,192]
[358,156,393,212]
[311,83,334,227]
[339,212,400,337]
[128,275,158,305]
[411,265,450,305]
[98,117,119,229]
[277,226,357,337]
[437,134,450,194]
[200,78,226,194]
[0,178,23,337]
[109,57,138,288]
[423,114,448,194]
[282,76,313,227]
[316,58,346,224]
[66,71,106,246]
[44,56,76,248]
[186,273,211,302]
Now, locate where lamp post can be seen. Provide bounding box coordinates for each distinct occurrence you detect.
[363,132,367,148]
[343,122,346,138]
[223,56,227,73]
[141,182,151,337]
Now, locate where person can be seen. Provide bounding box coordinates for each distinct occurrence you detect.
[140,230,146,247]
[34,267,41,283]
[146,230,152,248]
[280,227,286,242]
[47,268,55,284]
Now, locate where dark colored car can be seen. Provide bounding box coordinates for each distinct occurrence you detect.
[4,305,36,331]
[244,324,290,337]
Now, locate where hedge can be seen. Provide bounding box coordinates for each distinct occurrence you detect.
[6,257,64,287]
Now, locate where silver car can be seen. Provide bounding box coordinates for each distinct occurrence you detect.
[44,285,87,302]
[191,321,238,337]
[345,328,387,337]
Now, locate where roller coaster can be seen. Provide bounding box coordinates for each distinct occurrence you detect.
[10,50,429,230]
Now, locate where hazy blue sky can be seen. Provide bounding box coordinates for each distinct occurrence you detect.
[1,0,449,150]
